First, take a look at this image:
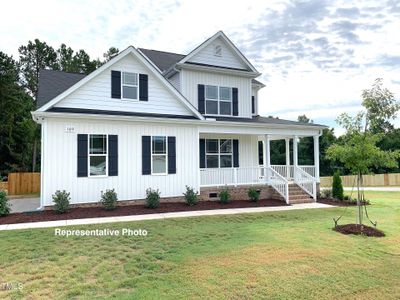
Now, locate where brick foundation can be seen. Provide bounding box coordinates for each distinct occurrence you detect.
[199,184,284,202]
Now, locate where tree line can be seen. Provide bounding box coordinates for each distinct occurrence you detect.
[0,40,399,179]
[0,40,119,178]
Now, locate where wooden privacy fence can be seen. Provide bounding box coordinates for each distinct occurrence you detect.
[1,173,41,195]
[320,173,400,187]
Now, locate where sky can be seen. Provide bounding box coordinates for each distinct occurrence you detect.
[1,0,399,134]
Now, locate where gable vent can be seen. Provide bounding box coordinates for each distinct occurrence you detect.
[214,45,222,57]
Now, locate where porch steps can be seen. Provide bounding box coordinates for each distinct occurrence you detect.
[272,183,314,204]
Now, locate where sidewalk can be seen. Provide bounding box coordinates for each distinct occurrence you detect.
[0,202,333,231]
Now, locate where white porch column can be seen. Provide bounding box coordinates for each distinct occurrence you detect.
[293,136,299,179]
[285,138,290,179]
[264,134,271,183]
[313,135,320,182]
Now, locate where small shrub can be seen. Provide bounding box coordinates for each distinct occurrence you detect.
[146,188,160,208]
[321,189,332,199]
[52,190,70,214]
[183,186,198,206]
[343,195,351,201]
[247,187,260,202]
[100,189,118,210]
[219,187,231,204]
[332,171,344,200]
[0,190,10,217]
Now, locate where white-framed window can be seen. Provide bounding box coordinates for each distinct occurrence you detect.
[152,136,167,174]
[89,134,107,177]
[122,72,138,100]
[205,85,232,116]
[205,139,233,168]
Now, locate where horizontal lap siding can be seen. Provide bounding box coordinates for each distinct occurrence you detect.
[181,69,252,118]
[188,38,248,70]
[54,55,192,116]
[43,118,199,205]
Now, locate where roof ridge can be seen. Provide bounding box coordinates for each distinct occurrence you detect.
[138,48,186,57]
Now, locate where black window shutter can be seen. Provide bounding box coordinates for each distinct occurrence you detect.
[111,71,121,99]
[77,134,88,177]
[142,136,151,175]
[251,96,255,114]
[199,139,206,168]
[198,84,205,114]
[232,88,239,116]
[258,141,264,165]
[139,74,148,101]
[168,136,176,174]
[108,135,118,176]
[233,139,239,167]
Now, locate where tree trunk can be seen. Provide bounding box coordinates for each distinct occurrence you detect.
[357,172,363,225]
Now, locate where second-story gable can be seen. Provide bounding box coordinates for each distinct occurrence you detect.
[185,36,249,71]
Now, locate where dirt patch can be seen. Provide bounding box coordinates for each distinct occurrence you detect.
[0,199,287,225]
[334,224,385,237]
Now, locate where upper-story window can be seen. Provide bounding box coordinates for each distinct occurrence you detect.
[122,72,138,100]
[205,85,232,115]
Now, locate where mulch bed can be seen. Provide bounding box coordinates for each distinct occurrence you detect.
[334,224,385,237]
[318,198,369,207]
[0,199,287,225]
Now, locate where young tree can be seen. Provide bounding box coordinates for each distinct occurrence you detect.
[327,79,400,225]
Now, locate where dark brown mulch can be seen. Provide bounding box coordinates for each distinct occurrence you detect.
[0,199,287,225]
[318,198,369,207]
[334,224,385,237]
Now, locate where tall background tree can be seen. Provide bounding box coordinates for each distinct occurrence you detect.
[0,52,36,177]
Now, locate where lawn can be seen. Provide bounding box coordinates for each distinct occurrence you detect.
[0,191,399,299]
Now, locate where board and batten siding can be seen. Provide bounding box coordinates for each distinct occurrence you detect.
[199,133,258,168]
[54,55,192,116]
[187,37,248,70]
[181,69,252,118]
[42,118,199,206]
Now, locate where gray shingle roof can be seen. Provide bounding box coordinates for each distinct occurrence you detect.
[214,116,327,128]
[37,69,86,108]
[138,48,185,72]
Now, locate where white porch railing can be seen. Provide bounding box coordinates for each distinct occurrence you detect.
[271,165,316,180]
[293,166,317,200]
[200,166,289,204]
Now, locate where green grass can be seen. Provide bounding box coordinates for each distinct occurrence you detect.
[1,191,399,299]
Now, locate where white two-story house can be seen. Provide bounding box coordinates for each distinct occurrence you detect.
[33,31,326,209]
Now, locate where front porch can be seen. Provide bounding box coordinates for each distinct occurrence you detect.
[199,133,321,204]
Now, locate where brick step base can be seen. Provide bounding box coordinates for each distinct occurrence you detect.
[271,184,314,204]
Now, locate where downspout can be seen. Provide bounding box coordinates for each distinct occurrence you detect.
[32,113,45,211]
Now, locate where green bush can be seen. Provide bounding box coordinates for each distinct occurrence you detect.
[332,171,344,200]
[247,187,260,202]
[100,189,118,210]
[321,189,332,199]
[183,186,198,206]
[219,188,231,204]
[52,190,70,214]
[0,190,10,217]
[146,188,160,208]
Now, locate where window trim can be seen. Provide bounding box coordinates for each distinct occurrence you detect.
[121,71,139,101]
[88,134,108,178]
[151,135,168,175]
[205,138,233,169]
[205,85,233,116]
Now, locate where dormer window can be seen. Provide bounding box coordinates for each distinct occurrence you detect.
[122,72,138,100]
[214,45,222,57]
